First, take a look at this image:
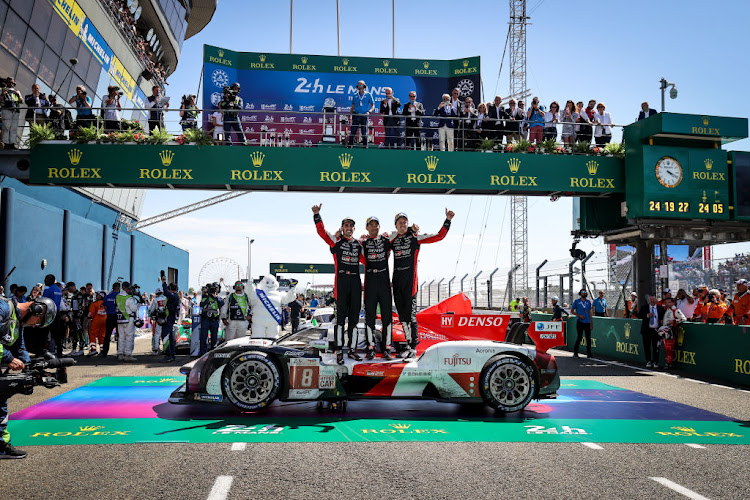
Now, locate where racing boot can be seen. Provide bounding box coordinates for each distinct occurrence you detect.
[336,350,345,365]
[402,348,416,359]
[382,345,393,360]
[365,346,375,360]
[347,349,362,361]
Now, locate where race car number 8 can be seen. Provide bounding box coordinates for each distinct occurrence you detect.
[290,366,319,389]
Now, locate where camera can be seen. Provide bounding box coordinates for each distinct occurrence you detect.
[0,354,75,398]
[39,92,47,100]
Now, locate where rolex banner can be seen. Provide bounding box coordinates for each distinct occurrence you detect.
[202,45,481,146]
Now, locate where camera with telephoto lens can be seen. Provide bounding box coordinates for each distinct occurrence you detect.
[0,353,75,398]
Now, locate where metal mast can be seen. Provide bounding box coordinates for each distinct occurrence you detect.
[509,0,528,297]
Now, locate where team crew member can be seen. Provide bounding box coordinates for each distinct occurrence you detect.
[690,286,709,321]
[221,281,252,341]
[289,294,304,333]
[551,296,568,321]
[391,209,454,358]
[115,282,139,362]
[199,284,224,355]
[313,204,364,364]
[625,291,639,318]
[593,290,607,317]
[148,288,167,354]
[87,291,107,356]
[571,289,593,358]
[161,277,180,362]
[704,289,728,324]
[731,279,750,325]
[361,216,395,359]
[101,282,120,358]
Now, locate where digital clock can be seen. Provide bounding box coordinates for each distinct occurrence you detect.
[648,201,690,213]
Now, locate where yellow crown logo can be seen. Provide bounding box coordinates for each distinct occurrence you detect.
[676,326,685,347]
[259,54,266,62]
[702,115,709,126]
[507,158,521,174]
[218,49,224,57]
[624,322,631,340]
[423,61,430,69]
[309,265,314,269]
[159,150,174,167]
[250,151,266,168]
[68,148,82,165]
[301,56,308,64]
[390,423,411,430]
[383,60,390,67]
[338,153,353,170]
[342,58,349,66]
[425,155,439,172]
[586,160,599,175]
[672,426,696,433]
[80,425,104,432]
[462,59,469,68]
[704,158,713,171]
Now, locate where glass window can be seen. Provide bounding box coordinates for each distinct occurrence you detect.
[0,45,18,78]
[14,61,34,95]
[38,44,57,85]
[1,9,26,56]
[86,56,102,88]
[28,0,51,38]
[61,27,78,63]
[53,58,74,94]
[0,3,8,35]
[9,0,32,22]
[45,11,65,52]
[76,42,92,77]
[20,28,42,72]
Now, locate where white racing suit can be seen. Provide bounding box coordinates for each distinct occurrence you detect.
[116,292,139,357]
[221,293,251,341]
[148,295,167,352]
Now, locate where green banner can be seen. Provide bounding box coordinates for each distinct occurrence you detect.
[29,144,625,195]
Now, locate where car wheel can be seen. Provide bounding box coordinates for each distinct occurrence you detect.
[479,355,537,412]
[222,351,281,411]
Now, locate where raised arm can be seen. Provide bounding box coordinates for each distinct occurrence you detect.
[312,204,336,247]
[416,209,454,244]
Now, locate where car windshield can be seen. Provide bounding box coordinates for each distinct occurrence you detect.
[275,327,328,347]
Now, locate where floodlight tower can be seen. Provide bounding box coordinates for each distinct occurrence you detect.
[509,0,529,296]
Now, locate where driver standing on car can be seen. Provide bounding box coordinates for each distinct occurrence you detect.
[313,204,364,365]
[361,216,394,360]
[221,281,252,341]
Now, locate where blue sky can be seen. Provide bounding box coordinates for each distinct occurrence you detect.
[139,0,750,289]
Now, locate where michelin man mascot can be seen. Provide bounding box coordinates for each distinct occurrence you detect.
[249,275,297,339]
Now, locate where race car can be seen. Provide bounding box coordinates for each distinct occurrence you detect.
[169,294,565,413]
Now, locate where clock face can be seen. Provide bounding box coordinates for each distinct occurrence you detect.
[655,156,683,188]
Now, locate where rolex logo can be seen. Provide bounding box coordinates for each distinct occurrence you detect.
[422,61,430,69]
[301,56,308,64]
[507,158,521,174]
[390,423,411,430]
[159,150,174,167]
[383,59,390,67]
[586,160,599,175]
[68,148,82,165]
[218,49,224,57]
[259,54,266,62]
[309,265,314,269]
[79,425,105,432]
[338,153,353,170]
[462,59,469,68]
[424,155,439,172]
[624,322,631,340]
[159,377,177,383]
[701,115,709,126]
[250,151,266,168]
[342,58,349,66]
[676,326,685,347]
[704,158,713,171]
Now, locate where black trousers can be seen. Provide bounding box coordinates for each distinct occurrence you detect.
[574,321,592,356]
[642,328,659,363]
[392,277,418,348]
[334,274,362,349]
[577,125,592,143]
[405,125,420,149]
[102,313,117,355]
[224,120,245,144]
[593,311,607,317]
[364,272,393,349]
[291,318,300,333]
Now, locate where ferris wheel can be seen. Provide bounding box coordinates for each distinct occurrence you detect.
[198,257,246,294]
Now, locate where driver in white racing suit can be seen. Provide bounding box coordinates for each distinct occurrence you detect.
[148,288,167,354]
[115,281,139,362]
[221,281,252,341]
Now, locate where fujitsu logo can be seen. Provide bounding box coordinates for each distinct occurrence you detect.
[443,354,471,366]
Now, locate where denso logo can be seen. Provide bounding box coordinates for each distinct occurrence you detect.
[441,315,454,327]
[444,354,471,366]
[457,316,504,327]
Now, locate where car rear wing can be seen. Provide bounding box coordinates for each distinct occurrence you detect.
[526,321,566,354]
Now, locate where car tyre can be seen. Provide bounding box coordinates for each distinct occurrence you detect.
[479,355,537,412]
[222,351,281,411]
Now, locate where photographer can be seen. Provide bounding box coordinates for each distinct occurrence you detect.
[104,85,123,132]
[146,86,165,134]
[24,83,49,128]
[47,95,71,139]
[179,94,198,131]
[68,85,94,130]
[1,77,23,149]
[219,82,245,145]
[160,276,179,363]
[199,283,224,356]
[526,97,545,144]
[1,295,57,459]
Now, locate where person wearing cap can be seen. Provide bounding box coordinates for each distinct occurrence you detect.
[312,203,365,364]
[87,291,108,356]
[675,288,695,320]
[391,208,454,358]
[148,287,168,354]
[730,279,750,325]
[115,282,139,362]
[639,294,664,368]
[593,290,607,317]
[221,281,252,342]
[361,216,395,359]
[571,289,593,358]
[625,292,639,318]
[348,80,375,148]
[551,296,568,321]
[100,282,120,358]
[160,276,180,362]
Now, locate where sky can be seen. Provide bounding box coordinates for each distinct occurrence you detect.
[138,0,750,291]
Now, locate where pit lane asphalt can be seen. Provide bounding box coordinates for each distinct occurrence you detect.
[4,337,750,500]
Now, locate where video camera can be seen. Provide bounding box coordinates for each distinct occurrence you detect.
[0,354,75,398]
[182,94,195,105]
[222,86,239,102]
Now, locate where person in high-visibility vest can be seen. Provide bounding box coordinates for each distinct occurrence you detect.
[704,289,728,324]
[731,279,750,326]
[690,286,709,322]
[115,282,139,361]
[625,292,639,318]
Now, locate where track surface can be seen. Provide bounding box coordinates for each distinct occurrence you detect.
[4,337,750,499]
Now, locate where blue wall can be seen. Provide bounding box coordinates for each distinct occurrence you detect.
[0,179,188,292]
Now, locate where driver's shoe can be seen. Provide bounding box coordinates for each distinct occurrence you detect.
[365,347,375,360]
[336,351,345,365]
[382,346,393,360]
[347,350,362,361]
[402,348,416,359]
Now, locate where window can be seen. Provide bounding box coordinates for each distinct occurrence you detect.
[28,0,52,38]
[38,44,58,85]
[1,9,26,56]
[0,3,8,35]
[45,12,65,53]
[0,46,18,77]
[52,58,74,95]
[61,27,78,63]
[168,267,178,285]
[20,28,42,71]
[9,0,32,22]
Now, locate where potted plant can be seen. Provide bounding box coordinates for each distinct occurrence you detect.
[478,137,496,152]
[603,141,625,158]
[573,141,591,154]
[148,126,172,145]
[26,122,56,148]
[75,124,102,144]
[183,127,214,146]
[540,138,558,154]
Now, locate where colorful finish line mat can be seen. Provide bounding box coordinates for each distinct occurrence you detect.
[9,377,749,446]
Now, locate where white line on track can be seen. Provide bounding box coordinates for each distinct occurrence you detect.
[582,442,603,450]
[231,442,246,451]
[650,477,711,499]
[685,443,706,449]
[207,476,234,500]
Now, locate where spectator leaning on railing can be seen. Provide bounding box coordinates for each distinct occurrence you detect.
[24,83,49,128]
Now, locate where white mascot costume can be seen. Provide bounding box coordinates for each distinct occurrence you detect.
[249,275,297,339]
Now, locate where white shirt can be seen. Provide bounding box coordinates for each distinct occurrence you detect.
[676,297,696,319]
[385,98,393,115]
[408,101,417,116]
[593,111,612,136]
[212,111,224,139]
[649,305,658,328]
[663,306,686,326]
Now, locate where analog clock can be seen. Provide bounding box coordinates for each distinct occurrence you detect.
[655,156,683,188]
